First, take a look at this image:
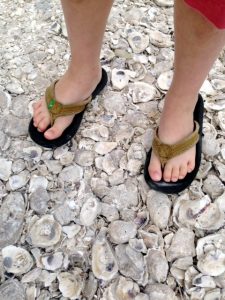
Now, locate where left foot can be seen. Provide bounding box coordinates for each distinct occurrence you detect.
[148,95,197,182]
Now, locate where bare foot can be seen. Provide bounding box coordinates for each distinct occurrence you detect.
[33,66,101,140]
[148,95,197,182]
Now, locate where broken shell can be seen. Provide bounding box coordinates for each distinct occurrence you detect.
[2,245,33,275]
[27,215,62,248]
[128,31,149,54]
[92,228,118,280]
[131,82,158,103]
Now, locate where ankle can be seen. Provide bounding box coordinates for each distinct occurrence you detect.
[68,61,101,79]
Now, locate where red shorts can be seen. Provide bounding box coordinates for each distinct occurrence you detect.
[185,0,225,29]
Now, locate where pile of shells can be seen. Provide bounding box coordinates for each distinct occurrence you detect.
[0,0,225,299]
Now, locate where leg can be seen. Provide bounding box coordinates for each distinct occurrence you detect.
[149,0,225,182]
[33,0,113,140]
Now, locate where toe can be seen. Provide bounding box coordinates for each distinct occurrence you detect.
[179,164,187,180]
[148,153,162,181]
[163,163,172,182]
[171,166,179,182]
[44,116,74,140]
[38,118,50,132]
[187,160,195,173]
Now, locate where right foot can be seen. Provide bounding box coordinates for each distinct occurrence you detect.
[33,67,101,140]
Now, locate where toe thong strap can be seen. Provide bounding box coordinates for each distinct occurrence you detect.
[45,80,92,126]
[152,121,200,168]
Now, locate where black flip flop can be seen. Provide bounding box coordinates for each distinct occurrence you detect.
[144,94,204,194]
[28,68,108,148]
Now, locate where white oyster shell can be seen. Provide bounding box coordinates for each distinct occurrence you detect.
[147,191,171,229]
[0,158,12,181]
[57,268,84,299]
[111,68,130,90]
[173,195,225,231]
[0,279,25,300]
[2,245,33,275]
[131,82,158,103]
[92,228,118,280]
[149,30,173,48]
[128,31,149,54]
[217,110,225,131]
[155,0,174,7]
[145,249,169,283]
[80,195,101,226]
[197,249,225,276]
[157,70,173,91]
[196,231,225,276]
[28,215,62,248]
[109,220,137,244]
[41,252,63,270]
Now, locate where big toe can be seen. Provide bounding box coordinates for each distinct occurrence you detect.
[148,152,162,181]
[44,116,74,140]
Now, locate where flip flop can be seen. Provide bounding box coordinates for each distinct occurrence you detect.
[28,68,108,148]
[144,94,204,194]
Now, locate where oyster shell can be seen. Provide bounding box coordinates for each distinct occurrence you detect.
[0,193,25,248]
[41,252,63,271]
[2,245,33,274]
[147,191,171,229]
[145,249,169,283]
[173,195,225,231]
[111,68,130,90]
[92,228,118,280]
[57,268,84,299]
[27,215,62,248]
[218,111,225,131]
[166,228,195,262]
[131,82,158,103]
[128,31,149,54]
[109,220,137,244]
[80,195,101,226]
[145,284,177,300]
[157,70,173,91]
[0,279,25,300]
[0,158,12,181]
[196,231,225,276]
[115,244,148,285]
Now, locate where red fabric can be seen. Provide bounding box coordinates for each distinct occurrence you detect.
[185,0,225,29]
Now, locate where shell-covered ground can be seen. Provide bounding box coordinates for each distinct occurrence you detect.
[0,0,225,299]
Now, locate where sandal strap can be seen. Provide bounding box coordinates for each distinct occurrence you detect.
[45,80,92,125]
[152,121,200,167]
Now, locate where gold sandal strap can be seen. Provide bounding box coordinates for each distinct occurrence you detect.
[152,121,200,167]
[45,80,92,125]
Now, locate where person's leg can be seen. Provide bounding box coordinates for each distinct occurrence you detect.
[33,0,113,140]
[149,0,225,182]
